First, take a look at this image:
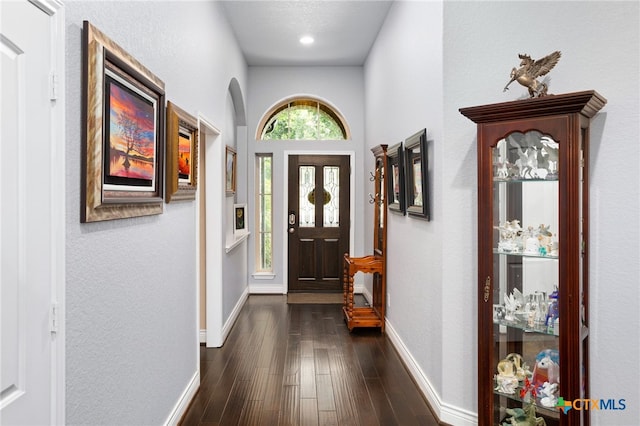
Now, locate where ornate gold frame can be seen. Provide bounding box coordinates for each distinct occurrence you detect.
[165,102,198,202]
[81,21,165,222]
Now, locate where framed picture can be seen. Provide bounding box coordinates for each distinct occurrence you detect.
[386,142,405,214]
[225,146,237,195]
[234,204,247,234]
[165,101,198,202]
[81,21,165,222]
[405,128,430,220]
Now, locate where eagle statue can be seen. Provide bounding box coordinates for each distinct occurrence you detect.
[503,51,561,98]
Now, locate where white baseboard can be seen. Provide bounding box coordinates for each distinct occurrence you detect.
[203,287,250,348]
[220,287,249,344]
[201,286,279,345]
[384,320,477,426]
[439,402,478,426]
[164,370,199,425]
[359,285,476,425]
[249,283,286,294]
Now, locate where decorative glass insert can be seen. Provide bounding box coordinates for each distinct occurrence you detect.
[299,166,315,227]
[323,166,339,227]
[493,131,559,181]
[259,98,348,140]
[256,154,272,271]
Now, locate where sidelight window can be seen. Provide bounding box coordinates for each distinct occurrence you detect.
[255,154,272,272]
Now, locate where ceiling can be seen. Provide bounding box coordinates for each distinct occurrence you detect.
[220,1,394,66]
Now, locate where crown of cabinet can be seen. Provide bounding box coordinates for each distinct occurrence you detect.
[460,90,606,123]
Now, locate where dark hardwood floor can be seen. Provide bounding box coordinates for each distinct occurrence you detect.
[180,295,440,426]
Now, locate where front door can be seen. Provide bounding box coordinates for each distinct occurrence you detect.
[288,155,350,292]
[1,1,58,423]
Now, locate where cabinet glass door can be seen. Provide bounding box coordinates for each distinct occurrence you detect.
[492,131,561,425]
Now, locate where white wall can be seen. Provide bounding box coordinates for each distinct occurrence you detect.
[367,0,639,425]
[247,67,366,292]
[64,1,247,423]
[223,89,249,321]
[364,0,450,420]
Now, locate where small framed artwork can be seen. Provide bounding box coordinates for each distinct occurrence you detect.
[81,21,165,222]
[225,146,237,195]
[404,128,430,220]
[386,142,405,214]
[234,204,247,234]
[165,101,198,202]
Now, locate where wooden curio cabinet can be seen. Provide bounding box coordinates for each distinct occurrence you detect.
[343,145,387,331]
[460,91,606,426]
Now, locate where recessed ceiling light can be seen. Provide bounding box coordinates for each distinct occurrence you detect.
[299,35,314,45]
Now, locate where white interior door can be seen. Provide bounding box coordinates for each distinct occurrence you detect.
[1,1,59,424]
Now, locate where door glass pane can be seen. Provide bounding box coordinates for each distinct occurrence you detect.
[323,166,339,227]
[299,166,315,227]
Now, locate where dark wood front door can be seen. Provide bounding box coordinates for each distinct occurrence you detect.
[288,155,350,293]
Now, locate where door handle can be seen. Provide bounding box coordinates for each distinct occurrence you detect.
[288,211,296,234]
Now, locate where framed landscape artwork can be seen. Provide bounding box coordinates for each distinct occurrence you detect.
[404,128,430,220]
[81,21,165,222]
[165,101,198,202]
[386,142,405,214]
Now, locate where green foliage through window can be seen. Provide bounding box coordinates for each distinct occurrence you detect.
[260,99,347,140]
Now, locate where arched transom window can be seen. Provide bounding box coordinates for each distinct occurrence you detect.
[258,97,350,140]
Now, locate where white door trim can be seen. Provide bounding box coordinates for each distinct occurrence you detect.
[282,150,355,295]
[38,0,66,424]
[196,114,224,348]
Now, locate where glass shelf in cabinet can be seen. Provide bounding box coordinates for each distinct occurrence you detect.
[493,249,558,260]
[493,386,561,420]
[494,317,559,336]
[493,177,559,183]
